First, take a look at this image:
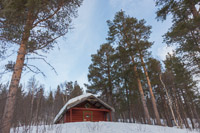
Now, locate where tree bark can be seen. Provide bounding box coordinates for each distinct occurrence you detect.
[139,52,161,125]
[176,91,190,128]
[159,74,179,127]
[1,44,27,133]
[131,55,152,125]
[35,91,42,125]
[163,99,173,127]
[1,12,33,133]
[171,87,183,128]
[159,88,173,127]
[192,103,200,128]
[106,52,116,121]
[30,91,35,125]
[185,89,200,128]
[125,80,131,122]
[180,88,195,128]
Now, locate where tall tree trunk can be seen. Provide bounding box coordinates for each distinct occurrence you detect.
[35,92,42,125]
[185,87,200,128]
[159,74,179,127]
[163,99,173,127]
[176,91,190,128]
[131,55,152,125]
[30,91,34,125]
[159,89,173,127]
[192,103,200,128]
[1,44,26,133]
[124,80,131,122]
[180,88,195,128]
[129,88,135,123]
[106,53,113,105]
[171,87,183,128]
[139,52,161,125]
[1,12,33,133]
[106,53,116,121]
[122,58,132,123]
[131,107,136,123]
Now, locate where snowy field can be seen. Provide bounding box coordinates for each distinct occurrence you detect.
[11,122,199,133]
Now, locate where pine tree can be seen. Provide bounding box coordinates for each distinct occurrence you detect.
[27,76,39,124]
[107,11,154,124]
[60,81,73,103]
[46,90,54,124]
[0,0,83,132]
[127,18,161,125]
[69,81,83,99]
[54,85,64,116]
[87,43,115,106]
[0,83,9,123]
[35,86,44,125]
[145,58,174,126]
[155,0,200,74]
[164,53,200,128]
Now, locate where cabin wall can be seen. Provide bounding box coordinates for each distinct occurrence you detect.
[64,109,107,122]
[65,111,70,122]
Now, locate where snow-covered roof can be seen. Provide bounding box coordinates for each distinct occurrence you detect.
[53,93,115,124]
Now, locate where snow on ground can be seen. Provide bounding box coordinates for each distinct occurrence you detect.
[11,122,199,133]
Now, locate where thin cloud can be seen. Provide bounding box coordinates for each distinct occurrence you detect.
[157,46,175,60]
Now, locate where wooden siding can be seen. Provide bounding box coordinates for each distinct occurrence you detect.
[64,108,108,122]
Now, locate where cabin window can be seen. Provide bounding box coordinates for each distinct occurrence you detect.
[83,111,93,121]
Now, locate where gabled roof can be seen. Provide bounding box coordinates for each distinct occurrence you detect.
[53,93,115,124]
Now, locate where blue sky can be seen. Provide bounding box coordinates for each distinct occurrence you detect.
[1,0,173,92]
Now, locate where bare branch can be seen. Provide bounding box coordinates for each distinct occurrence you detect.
[26,57,58,75]
[24,64,46,77]
[32,52,47,58]
[0,70,8,75]
[0,50,16,62]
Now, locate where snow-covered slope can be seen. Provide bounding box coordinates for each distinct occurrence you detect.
[11,122,199,133]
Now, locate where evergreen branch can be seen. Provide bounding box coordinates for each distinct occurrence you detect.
[36,34,64,50]
[32,2,64,28]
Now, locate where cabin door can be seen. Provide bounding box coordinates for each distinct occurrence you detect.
[83,111,93,121]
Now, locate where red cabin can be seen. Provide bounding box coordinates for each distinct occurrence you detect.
[53,93,115,124]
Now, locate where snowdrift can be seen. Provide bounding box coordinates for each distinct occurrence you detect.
[11,122,199,133]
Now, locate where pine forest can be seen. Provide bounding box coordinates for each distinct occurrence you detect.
[0,0,199,133]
